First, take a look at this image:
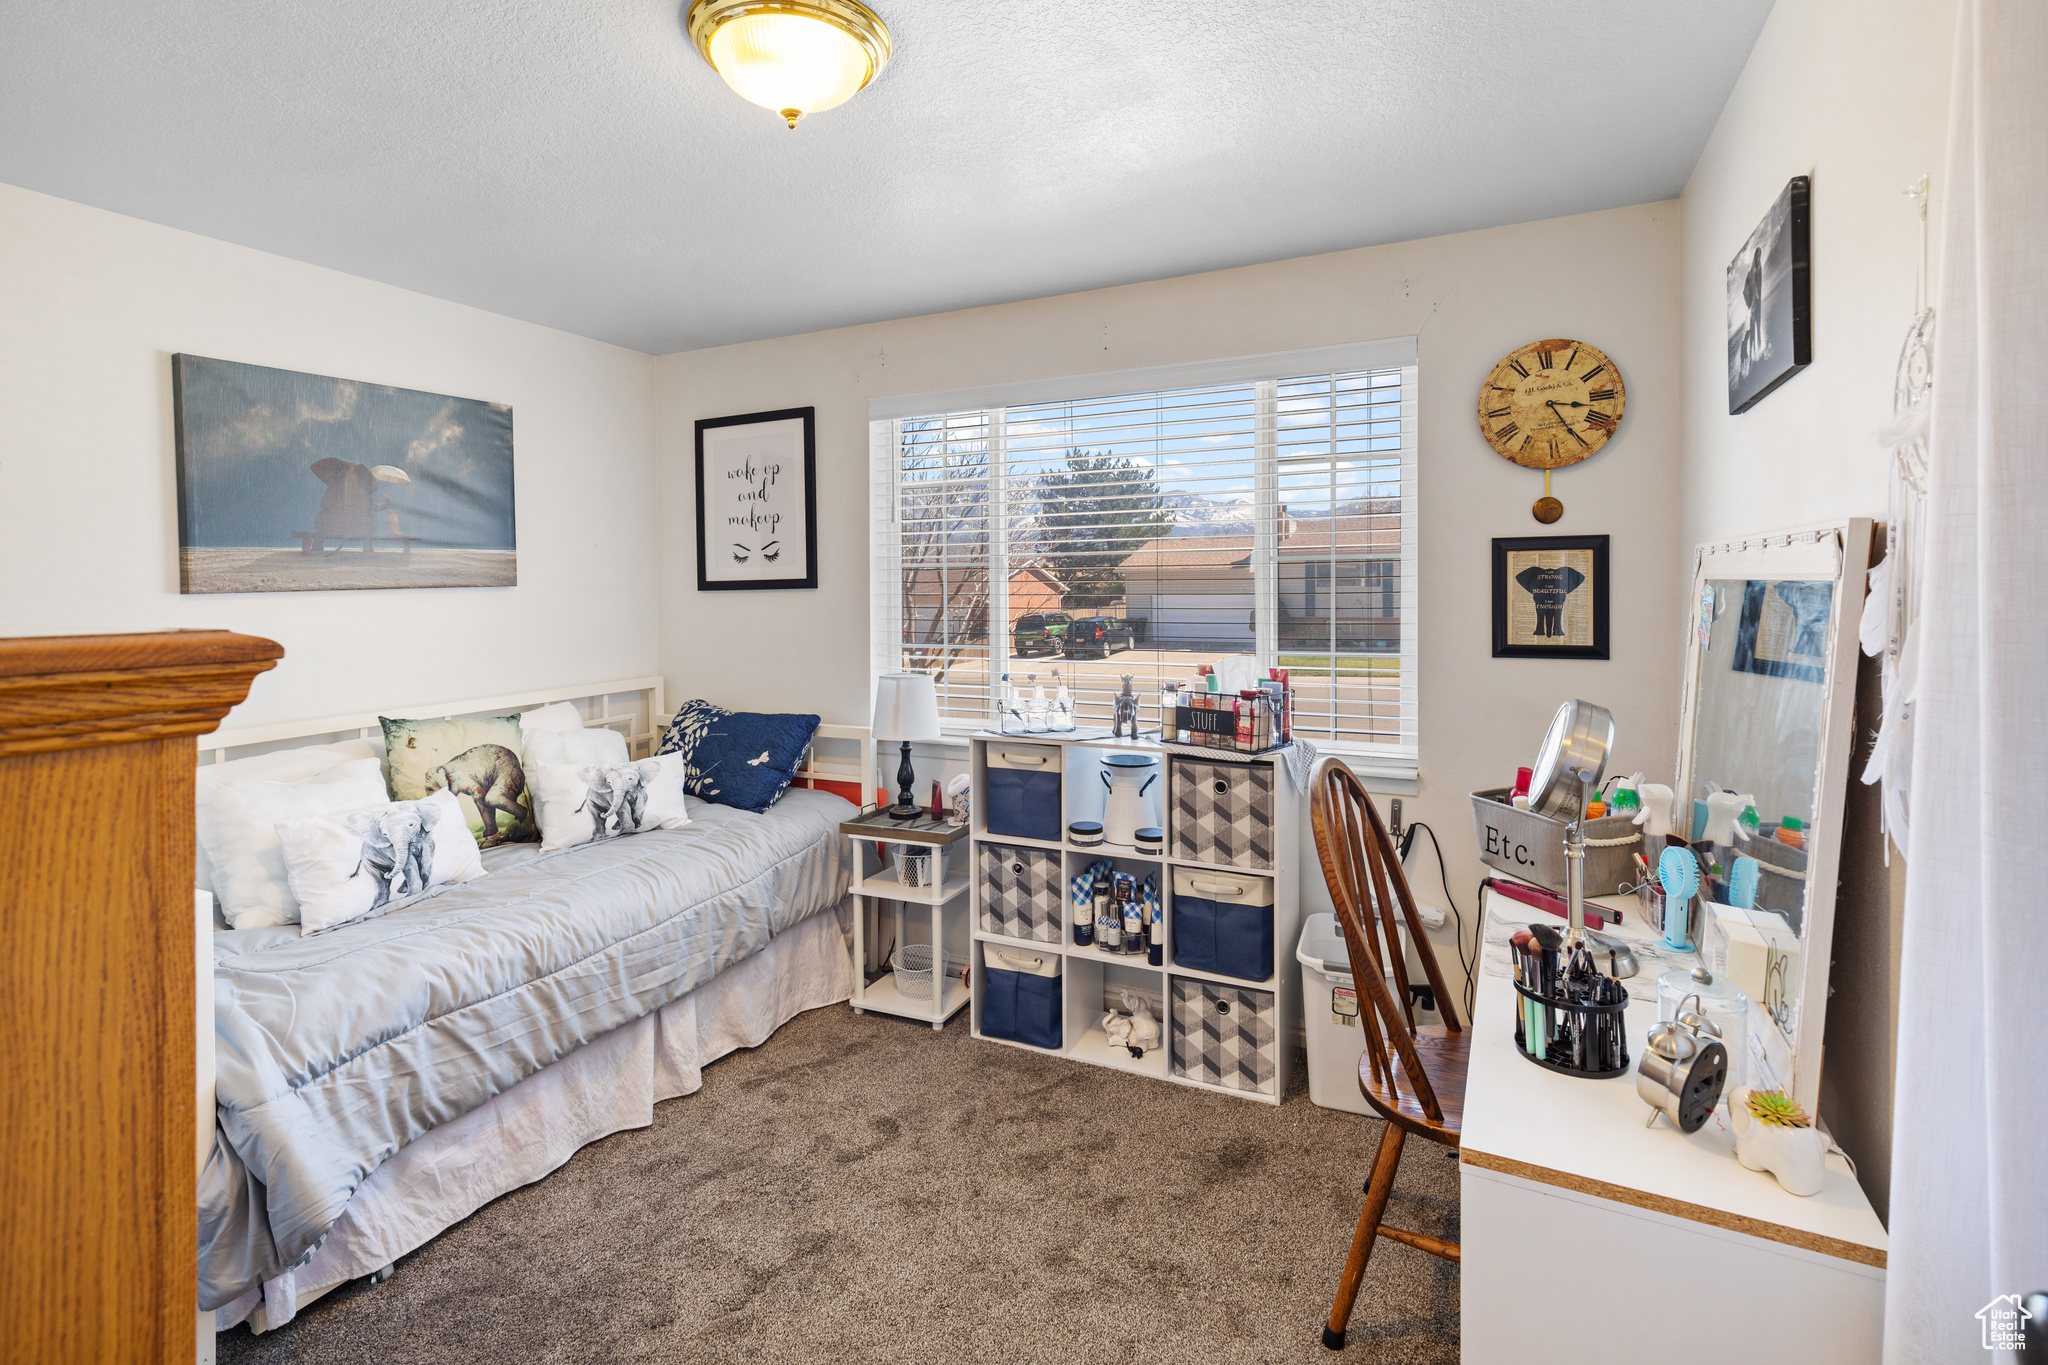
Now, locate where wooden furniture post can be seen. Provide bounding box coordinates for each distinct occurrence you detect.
[0,630,281,1364]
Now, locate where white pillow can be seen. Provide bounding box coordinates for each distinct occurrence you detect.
[520,701,585,734]
[195,758,390,930]
[522,725,630,770]
[194,739,383,896]
[530,754,690,852]
[277,789,486,935]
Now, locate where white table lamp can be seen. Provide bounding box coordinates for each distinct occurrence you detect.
[871,672,941,819]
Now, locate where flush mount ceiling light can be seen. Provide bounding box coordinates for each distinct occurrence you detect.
[686,0,891,130]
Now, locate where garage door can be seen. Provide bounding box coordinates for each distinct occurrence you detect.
[1150,593,1254,646]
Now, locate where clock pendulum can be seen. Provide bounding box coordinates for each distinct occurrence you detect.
[1476,338,1627,523]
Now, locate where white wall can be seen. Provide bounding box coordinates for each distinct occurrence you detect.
[656,202,1687,1005]
[0,182,659,729]
[1679,0,1959,1224]
[1681,0,1959,548]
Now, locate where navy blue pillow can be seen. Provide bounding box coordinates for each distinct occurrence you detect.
[658,700,820,814]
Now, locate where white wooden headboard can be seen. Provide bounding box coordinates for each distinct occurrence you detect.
[204,676,670,763]
[202,676,875,807]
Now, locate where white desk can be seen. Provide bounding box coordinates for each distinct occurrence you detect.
[1460,888,1886,1364]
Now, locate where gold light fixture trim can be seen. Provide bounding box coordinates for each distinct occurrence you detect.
[687,0,892,130]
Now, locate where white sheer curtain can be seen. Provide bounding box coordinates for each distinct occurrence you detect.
[1885,1,2048,1359]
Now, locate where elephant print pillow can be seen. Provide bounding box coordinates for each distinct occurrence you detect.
[380,714,537,847]
[529,753,691,852]
[275,789,487,934]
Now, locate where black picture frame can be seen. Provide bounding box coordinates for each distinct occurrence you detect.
[694,406,818,592]
[1491,535,1610,660]
[1727,175,1812,415]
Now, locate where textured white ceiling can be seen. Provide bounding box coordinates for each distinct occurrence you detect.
[0,1,1770,354]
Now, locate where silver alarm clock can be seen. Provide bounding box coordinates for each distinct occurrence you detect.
[1637,997,1729,1134]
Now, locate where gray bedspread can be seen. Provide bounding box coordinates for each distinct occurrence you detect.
[197,789,853,1309]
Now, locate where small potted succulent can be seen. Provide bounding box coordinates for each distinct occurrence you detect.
[1728,1086,1827,1196]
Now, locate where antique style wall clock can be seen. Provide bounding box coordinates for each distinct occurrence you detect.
[1477,339,1627,522]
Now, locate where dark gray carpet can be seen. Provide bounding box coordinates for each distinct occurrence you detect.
[218,1003,1459,1364]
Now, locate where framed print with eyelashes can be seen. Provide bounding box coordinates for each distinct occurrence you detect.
[694,406,817,591]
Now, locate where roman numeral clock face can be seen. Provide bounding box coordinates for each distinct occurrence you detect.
[1478,339,1626,469]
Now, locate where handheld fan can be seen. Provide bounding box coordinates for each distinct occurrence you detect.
[1657,846,1701,951]
[1727,856,1760,912]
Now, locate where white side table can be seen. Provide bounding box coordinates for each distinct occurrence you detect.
[842,807,971,1029]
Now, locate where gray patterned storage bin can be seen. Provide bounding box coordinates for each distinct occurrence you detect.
[1169,977,1278,1095]
[1171,757,1275,870]
[978,843,1064,943]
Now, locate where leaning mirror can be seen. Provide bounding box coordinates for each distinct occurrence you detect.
[1676,519,1871,1114]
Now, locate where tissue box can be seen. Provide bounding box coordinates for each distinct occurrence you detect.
[1708,902,1799,1026]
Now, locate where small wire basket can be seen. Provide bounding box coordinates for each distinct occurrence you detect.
[893,845,943,888]
[891,944,943,999]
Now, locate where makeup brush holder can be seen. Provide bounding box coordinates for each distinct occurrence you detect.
[1512,979,1631,1079]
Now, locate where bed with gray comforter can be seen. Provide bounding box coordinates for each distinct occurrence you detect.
[198,788,854,1309]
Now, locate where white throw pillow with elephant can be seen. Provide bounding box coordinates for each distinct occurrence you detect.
[276,788,487,935]
[529,754,691,852]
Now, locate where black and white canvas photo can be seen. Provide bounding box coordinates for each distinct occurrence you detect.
[694,406,817,591]
[1726,175,1812,414]
[172,355,516,594]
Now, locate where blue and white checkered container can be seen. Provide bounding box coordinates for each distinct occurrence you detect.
[1142,871,1163,965]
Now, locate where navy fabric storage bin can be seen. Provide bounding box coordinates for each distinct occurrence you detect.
[981,949,1063,1049]
[986,744,1063,843]
[1171,868,1276,982]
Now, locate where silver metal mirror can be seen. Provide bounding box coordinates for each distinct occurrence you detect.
[1675,519,1871,1114]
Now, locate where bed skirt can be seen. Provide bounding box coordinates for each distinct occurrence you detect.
[218,899,854,1334]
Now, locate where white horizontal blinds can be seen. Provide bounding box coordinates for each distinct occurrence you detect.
[1275,368,1415,752]
[1005,382,1261,727]
[893,411,998,723]
[874,349,1418,759]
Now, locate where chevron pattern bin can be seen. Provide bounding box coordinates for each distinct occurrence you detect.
[1169,977,1278,1096]
[1171,757,1275,870]
[978,843,1063,943]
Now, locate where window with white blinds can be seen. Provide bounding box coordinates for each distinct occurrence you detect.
[869,343,1418,771]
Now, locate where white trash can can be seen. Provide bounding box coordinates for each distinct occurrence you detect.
[1296,912,1409,1116]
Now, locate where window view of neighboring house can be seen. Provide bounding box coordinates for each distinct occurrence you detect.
[1120,514,1401,652]
[870,350,1416,764]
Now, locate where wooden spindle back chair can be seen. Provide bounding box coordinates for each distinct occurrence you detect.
[1309,757,1469,1352]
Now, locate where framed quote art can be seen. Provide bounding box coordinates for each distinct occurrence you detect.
[1491,535,1610,660]
[694,407,818,591]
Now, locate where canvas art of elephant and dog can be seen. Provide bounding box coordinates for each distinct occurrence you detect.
[381,715,537,849]
[172,354,516,593]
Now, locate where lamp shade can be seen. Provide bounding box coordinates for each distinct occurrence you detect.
[687,0,891,130]
[871,672,940,742]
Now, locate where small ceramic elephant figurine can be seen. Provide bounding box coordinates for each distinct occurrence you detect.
[1728,1086,1827,1196]
[1121,990,1161,1053]
[1102,1009,1136,1049]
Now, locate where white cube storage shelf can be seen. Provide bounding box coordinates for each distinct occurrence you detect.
[968,733,1301,1105]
